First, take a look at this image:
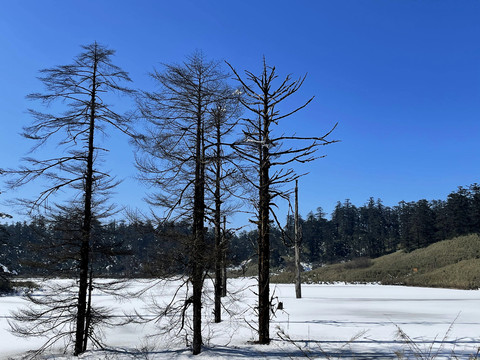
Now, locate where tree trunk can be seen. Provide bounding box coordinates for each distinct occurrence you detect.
[258,168,270,343]
[192,267,203,355]
[213,117,222,323]
[221,216,227,297]
[258,105,270,344]
[192,107,205,355]
[213,191,222,322]
[294,180,302,299]
[74,48,97,356]
[82,268,94,352]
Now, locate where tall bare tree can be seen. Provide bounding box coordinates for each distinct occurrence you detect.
[6,42,133,356]
[135,52,230,354]
[204,87,242,323]
[227,59,337,344]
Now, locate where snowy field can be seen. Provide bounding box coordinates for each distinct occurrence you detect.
[1,278,480,359]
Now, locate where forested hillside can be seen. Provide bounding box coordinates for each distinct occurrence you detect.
[301,184,480,259]
[2,183,479,278]
[236,183,480,268]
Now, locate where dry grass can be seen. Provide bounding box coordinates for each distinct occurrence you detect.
[272,234,480,289]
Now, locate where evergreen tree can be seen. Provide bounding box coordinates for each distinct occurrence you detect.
[446,187,472,237]
[431,199,449,241]
[468,184,480,234]
[358,198,386,258]
[411,199,436,249]
[331,200,358,259]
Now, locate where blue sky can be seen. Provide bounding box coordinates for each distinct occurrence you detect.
[1,1,479,228]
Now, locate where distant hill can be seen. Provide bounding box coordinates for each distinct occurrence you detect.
[272,234,480,290]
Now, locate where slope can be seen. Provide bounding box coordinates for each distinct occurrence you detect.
[272,234,480,289]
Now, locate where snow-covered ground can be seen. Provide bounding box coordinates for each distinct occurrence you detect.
[1,278,480,359]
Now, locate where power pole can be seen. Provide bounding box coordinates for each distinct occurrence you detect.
[294,179,302,299]
[221,216,227,297]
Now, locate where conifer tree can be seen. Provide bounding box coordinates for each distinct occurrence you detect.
[135,52,232,354]
[7,42,133,356]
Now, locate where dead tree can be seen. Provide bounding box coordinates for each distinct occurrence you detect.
[204,88,243,323]
[135,52,230,355]
[6,43,133,356]
[227,59,337,344]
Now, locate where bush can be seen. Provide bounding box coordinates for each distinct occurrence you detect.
[343,257,373,270]
[0,276,13,295]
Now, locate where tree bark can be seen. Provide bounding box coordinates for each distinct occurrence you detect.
[192,102,205,355]
[83,268,94,352]
[258,98,270,344]
[214,121,222,322]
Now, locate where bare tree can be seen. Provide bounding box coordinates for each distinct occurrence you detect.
[204,87,243,323]
[135,51,230,354]
[227,59,337,344]
[6,42,133,356]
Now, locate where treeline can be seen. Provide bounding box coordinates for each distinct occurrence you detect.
[0,218,189,277]
[3,183,479,277]
[234,183,480,268]
[290,183,480,264]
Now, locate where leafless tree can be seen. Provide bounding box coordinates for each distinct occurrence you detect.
[227,58,337,344]
[135,51,231,354]
[204,86,243,323]
[6,42,134,356]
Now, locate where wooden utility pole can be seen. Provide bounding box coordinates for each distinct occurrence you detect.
[221,216,227,297]
[294,180,302,299]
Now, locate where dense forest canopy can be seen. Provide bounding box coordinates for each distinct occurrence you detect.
[2,183,479,277]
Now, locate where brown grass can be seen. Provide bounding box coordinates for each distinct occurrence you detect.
[272,234,480,289]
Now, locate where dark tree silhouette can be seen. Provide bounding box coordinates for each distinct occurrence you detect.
[204,87,243,323]
[227,59,337,344]
[135,52,231,354]
[0,193,13,294]
[6,42,133,356]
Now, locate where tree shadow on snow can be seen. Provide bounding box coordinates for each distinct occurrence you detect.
[92,339,479,360]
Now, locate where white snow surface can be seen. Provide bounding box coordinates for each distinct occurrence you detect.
[0,263,11,274]
[1,278,480,359]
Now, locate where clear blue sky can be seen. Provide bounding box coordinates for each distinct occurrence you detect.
[1,1,479,228]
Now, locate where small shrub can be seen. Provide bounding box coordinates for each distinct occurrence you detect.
[12,280,40,293]
[343,257,373,270]
[0,276,13,295]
